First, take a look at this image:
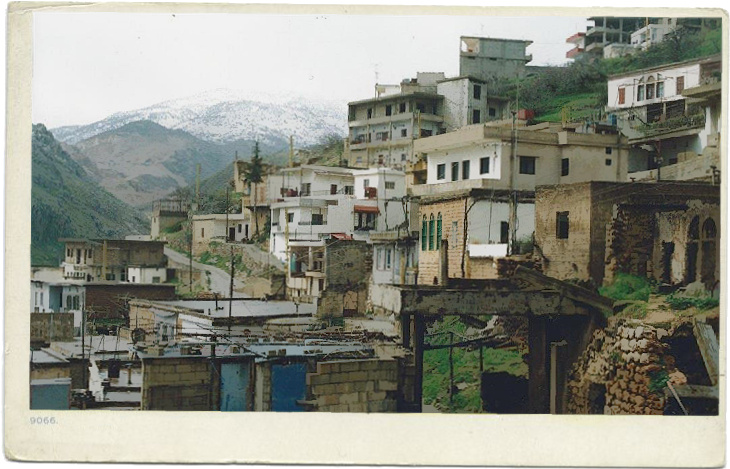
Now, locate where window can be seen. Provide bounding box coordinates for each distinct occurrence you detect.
[428,215,435,250]
[605,159,612,166]
[462,160,470,180]
[561,158,570,176]
[451,162,459,181]
[363,179,370,188]
[519,156,536,175]
[385,181,396,190]
[472,109,481,124]
[646,83,655,99]
[500,222,509,244]
[489,107,496,117]
[375,131,389,141]
[436,214,442,249]
[676,76,685,94]
[473,84,482,100]
[238,224,242,233]
[66,296,72,311]
[420,129,433,138]
[344,185,354,195]
[437,164,446,180]
[656,82,664,98]
[637,84,645,101]
[367,108,373,119]
[311,213,324,225]
[401,128,407,138]
[355,156,363,164]
[201,228,205,238]
[385,249,392,269]
[330,184,338,195]
[556,212,569,239]
[618,87,626,104]
[67,248,71,257]
[301,183,311,196]
[605,147,612,155]
[421,216,428,251]
[287,213,294,223]
[401,153,407,162]
[399,102,406,113]
[40,292,44,306]
[385,105,392,116]
[480,157,490,174]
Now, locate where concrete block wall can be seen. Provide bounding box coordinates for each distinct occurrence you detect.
[307,359,399,412]
[31,313,75,343]
[141,357,217,411]
[254,362,272,411]
[565,320,677,415]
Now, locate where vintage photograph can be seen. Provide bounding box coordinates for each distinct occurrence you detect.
[23,6,724,418]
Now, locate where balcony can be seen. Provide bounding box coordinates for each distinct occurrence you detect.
[637,113,705,138]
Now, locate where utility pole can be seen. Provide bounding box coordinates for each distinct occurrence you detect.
[81,310,87,389]
[289,135,294,168]
[225,186,230,242]
[228,247,235,334]
[508,111,518,256]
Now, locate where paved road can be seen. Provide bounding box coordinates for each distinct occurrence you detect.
[164,247,241,296]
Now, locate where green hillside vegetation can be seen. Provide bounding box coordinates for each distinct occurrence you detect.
[505,25,721,124]
[31,124,148,265]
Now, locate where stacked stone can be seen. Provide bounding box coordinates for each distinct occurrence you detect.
[307,359,399,412]
[566,321,673,415]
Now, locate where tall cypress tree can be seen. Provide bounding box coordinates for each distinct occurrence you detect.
[246,141,264,236]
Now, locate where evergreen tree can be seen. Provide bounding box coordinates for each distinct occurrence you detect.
[246,141,264,236]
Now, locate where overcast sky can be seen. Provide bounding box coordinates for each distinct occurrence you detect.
[32,11,592,128]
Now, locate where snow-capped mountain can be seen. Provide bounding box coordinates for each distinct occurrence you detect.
[50,89,348,147]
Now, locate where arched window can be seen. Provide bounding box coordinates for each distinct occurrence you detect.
[421,215,428,251]
[689,216,700,240]
[428,214,435,251]
[436,213,443,249]
[702,218,716,239]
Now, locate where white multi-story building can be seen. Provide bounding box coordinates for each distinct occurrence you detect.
[269,165,407,302]
[606,55,721,178]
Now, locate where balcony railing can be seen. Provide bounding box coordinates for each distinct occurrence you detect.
[637,113,705,137]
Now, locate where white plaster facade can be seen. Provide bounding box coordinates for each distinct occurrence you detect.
[127,266,167,284]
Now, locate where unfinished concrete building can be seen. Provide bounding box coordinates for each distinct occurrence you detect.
[459,36,533,81]
[535,181,720,292]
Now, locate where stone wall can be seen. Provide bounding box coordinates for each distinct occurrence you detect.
[141,357,217,411]
[307,359,399,412]
[566,320,683,415]
[418,198,467,285]
[317,286,368,318]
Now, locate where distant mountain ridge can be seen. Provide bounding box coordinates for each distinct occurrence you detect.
[50,88,348,147]
[31,124,148,265]
[65,120,237,208]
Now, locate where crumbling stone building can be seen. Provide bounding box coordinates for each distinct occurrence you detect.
[535,181,720,291]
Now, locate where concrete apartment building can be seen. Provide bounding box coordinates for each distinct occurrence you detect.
[344,37,530,175]
[606,55,722,181]
[60,238,167,282]
[535,181,720,291]
[271,165,407,305]
[409,122,630,284]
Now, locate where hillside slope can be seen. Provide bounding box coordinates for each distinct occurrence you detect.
[65,120,236,207]
[31,124,148,265]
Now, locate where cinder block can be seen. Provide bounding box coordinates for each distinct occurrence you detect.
[336,382,354,393]
[376,380,398,392]
[340,361,360,372]
[367,391,387,401]
[348,402,367,413]
[339,392,360,404]
[349,371,368,381]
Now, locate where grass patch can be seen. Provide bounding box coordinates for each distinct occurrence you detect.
[422,318,527,413]
[599,273,651,302]
[664,293,719,311]
[618,302,648,319]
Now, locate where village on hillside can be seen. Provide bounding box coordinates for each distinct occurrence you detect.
[30,17,721,415]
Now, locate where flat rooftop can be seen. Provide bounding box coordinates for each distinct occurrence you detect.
[152,299,317,319]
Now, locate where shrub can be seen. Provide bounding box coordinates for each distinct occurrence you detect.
[599,273,651,302]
